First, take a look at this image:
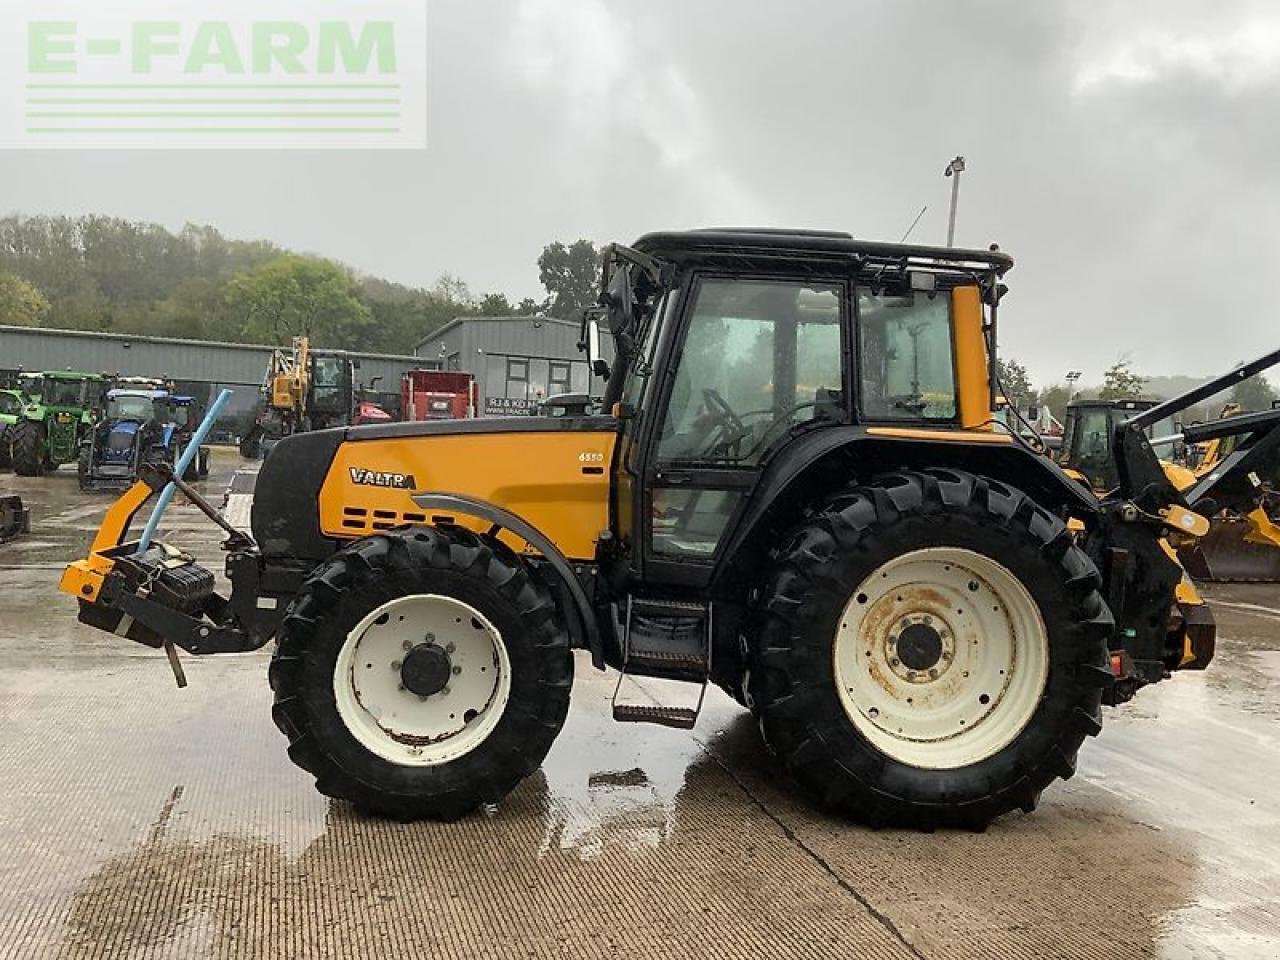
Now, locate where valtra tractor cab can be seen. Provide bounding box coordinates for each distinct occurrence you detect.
[63,229,1224,830]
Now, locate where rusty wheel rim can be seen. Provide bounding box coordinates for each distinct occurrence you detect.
[334,594,512,767]
[832,547,1049,770]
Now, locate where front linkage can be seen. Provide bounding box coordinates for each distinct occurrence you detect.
[61,461,267,686]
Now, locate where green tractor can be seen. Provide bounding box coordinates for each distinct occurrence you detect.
[0,388,25,469]
[7,372,105,477]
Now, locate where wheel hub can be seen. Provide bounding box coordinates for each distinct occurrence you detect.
[891,618,951,676]
[401,642,452,697]
[833,547,1049,770]
[333,594,512,767]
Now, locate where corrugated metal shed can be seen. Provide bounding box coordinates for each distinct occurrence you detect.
[413,316,584,366]
[0,324,427,387]
[412,316,612,413]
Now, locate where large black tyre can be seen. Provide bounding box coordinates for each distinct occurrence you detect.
[748,468,1113,830]
[0,426,10,469]
[10,420,46,477]
[269,526,573,820]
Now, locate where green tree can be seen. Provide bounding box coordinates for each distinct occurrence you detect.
[996,357,1033,404]
[0,272,50,326]
[476,292,541,316]
[538,240,599,320]
[1231,373,1277,412]
[431,273,475,308]
[1036,383,1072,423]
[225,255,372,348]
[1099,359,1147,400]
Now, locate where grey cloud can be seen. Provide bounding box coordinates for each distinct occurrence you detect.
[4,0,1276,387]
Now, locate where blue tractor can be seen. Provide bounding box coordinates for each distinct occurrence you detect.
[78,389,210,492]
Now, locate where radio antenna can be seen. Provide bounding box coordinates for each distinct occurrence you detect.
[899,205,928,243]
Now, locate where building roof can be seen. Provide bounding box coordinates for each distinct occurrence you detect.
[412,315,574,353]
[0,324,422,364]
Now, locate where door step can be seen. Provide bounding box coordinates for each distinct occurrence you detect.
[611,596,711,729]
[612,704,699,730]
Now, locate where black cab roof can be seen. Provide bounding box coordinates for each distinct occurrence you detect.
[632,228,1013,277]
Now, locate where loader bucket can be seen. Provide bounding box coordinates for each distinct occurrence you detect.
[1179,517,1280,583]
[0,495,29,542]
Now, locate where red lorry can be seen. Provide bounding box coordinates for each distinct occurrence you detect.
[401,370,478,421]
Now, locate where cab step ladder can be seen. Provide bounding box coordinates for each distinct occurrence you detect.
[611,596,711,730]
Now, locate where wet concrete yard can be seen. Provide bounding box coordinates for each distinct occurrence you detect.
[1,448,1278,958]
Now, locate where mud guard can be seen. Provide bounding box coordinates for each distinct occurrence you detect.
[411,492,605,669]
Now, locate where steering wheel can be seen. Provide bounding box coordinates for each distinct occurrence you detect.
[687,388,746,459]
[702,388,744,434]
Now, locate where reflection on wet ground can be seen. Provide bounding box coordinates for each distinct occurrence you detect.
[0,449,1278,958]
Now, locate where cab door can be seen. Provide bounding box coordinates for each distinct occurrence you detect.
[633,273,850,588]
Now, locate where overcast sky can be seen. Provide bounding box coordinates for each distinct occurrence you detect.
[6,0,1277,385]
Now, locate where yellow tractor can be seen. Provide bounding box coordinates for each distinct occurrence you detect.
[62,229,1224,829]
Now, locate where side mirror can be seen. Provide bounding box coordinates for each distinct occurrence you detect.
[587,319,611,380]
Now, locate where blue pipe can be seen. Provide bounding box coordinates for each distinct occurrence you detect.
[135,389,232,555]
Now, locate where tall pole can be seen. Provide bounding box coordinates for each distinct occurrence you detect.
[944,155,966,247]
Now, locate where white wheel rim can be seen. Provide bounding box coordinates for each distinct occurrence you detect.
[833,547,1049,770]
[334,594,512,767]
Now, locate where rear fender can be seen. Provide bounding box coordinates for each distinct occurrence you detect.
[713,426,1100,592]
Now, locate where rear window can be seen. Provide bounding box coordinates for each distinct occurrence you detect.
[858,290,957,421]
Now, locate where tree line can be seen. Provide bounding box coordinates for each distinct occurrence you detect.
[0,215,603,355]
[997,356,1277,423]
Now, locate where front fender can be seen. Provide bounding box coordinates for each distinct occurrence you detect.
[412,492,605,669]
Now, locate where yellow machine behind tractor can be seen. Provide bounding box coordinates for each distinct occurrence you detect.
[1059,395,1280,582]
[63,229,1234,829]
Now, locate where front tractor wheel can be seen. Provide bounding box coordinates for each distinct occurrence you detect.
[749,469,1113,830]
[270,528,573,820]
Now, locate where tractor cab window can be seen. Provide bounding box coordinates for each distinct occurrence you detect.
[657,278,844,465]
[620,292,669,413]
[43,378,83,407]
[107,394,155,421]
[858,290,957,421]
[1073,408,1111,459]
[311,357,345,411]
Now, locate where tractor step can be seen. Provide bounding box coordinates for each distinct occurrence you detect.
[612,703,699,730]
[623,597,712,681]
[610,596,711,729]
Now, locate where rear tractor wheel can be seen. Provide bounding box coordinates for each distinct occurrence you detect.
[9,420,46,477]
[270,527,573,820]
[749,469,1113,830]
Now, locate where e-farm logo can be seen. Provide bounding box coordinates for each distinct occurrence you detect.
[1,1,426,149]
